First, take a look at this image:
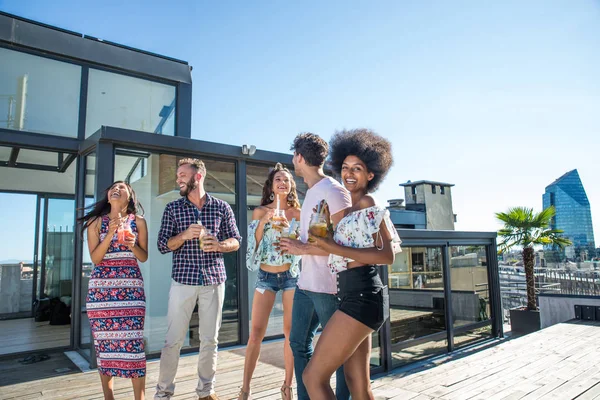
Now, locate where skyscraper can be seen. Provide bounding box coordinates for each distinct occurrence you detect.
[543,169,595,259]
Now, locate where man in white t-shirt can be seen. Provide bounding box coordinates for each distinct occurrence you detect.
[279,133,351,400]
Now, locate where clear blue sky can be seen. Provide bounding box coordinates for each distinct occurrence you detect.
[1,0,599,260]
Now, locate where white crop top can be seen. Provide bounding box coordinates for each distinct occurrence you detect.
[328,205,402,273]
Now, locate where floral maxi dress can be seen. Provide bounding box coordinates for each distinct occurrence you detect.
[86,214,146,378]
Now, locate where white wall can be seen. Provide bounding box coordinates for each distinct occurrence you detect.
[424,186,455,230]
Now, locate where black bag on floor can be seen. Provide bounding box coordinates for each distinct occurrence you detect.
[33,298,51,322]
[49,298,71,325]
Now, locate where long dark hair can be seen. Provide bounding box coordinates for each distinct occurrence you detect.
[260,163,301,208]
[78,181,144,232]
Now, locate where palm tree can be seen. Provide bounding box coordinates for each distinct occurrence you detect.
[496,206,571,311]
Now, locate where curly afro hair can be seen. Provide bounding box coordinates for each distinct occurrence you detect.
[327,129,393,193]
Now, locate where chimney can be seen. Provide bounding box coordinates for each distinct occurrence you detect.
[387,199,405,209]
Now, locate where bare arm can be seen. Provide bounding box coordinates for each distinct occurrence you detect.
[218,238,240,253]
[130,216,148,262]
[330,208,346,227]
[88,218,118,265]
[252,207,274,251]
[278,239,330,256]
[167,232,187,251]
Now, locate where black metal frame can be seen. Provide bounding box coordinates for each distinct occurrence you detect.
[379,229,502,372]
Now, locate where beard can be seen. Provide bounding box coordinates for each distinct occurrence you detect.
[180,177,197,197]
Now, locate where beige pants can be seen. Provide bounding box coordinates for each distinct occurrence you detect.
[154,281,225,399]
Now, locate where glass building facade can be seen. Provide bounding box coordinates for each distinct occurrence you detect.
[0,11,502,373]
[543,169,596,259]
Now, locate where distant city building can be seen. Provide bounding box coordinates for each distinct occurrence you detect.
[388,180,456,230]
[543,169,595,260]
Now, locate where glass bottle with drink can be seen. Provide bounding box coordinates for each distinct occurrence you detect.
[280,218,299,240]
[117,214,135,244]
[308,212,329,241]
[197,220,208,250]
[271,209,287,232]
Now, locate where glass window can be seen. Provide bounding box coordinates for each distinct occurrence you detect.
[0,47,81,137]
[0,146,76,356]
[450,245,492,348]
[388,247,447,368]
[86,69,176,137]
[85,154,96,198]
[0,194,37,308]
[0,147,10,162]
[0,146,76,194]
[17,149,61,167]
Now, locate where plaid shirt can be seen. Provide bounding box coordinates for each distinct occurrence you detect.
[157,195,242,286]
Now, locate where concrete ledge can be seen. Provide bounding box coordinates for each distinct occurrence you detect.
[539,293,600,328]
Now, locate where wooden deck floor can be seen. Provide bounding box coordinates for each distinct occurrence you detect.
[372,320,600,399]
[1,320,599,399]
[0,318,70,356]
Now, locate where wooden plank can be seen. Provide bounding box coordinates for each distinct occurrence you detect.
[0,318,70,356]
[574,381,600,400]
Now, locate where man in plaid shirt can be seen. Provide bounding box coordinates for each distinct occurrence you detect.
[155,158,241,400]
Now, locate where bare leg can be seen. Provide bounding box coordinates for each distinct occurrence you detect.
[99,373,115,400]
[241,289,277,393]
[281,289,295,398]
[132,376,146,400]
[302,311,373,400]
[343,336,374,400]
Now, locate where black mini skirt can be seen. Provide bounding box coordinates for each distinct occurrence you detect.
[336,265,389,331]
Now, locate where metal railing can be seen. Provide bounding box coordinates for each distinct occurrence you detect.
[499,267,600,320]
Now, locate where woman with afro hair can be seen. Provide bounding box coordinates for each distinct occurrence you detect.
[303,129,401,400]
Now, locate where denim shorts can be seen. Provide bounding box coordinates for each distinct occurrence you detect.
[256,269,298,293]
[337,265,390,331]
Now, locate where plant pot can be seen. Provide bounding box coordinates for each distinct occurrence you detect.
[509,307,541,335]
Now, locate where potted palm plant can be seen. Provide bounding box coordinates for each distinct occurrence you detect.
[496,206,571,334]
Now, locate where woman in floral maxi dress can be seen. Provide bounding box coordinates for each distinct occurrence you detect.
[80,181,148,400]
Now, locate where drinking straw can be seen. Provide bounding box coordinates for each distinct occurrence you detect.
[317,201,326,220]
[288,218,296,235]
[276,196,280,211]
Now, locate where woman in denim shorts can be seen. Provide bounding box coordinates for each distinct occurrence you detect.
[240,163,301,400]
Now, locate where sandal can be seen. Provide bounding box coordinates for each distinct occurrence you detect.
[237,388,251,400]
[281,384,293,400]
[19,354,50,364]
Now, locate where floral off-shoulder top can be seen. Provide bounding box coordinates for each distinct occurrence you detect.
[246,220,301,277]
[328,205,402,273]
